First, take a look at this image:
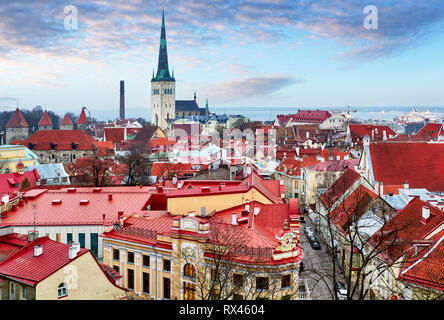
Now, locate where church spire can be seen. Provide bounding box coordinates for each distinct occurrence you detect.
[153,7,173,82]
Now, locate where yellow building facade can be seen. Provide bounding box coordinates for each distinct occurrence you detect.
[0,145,39,174]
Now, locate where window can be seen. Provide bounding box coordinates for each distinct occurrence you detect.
[113,265,120,273]
[256,277,269,291]
[143,255,150,267]
[67,233,73,243]
[183,281,196,300]
[78,233,85,248]
[183,263,196,278]
[127,269,134,290]
[163,278,171,299]
[113,249,120,261]
[128,251,134,264]
[56,233,61,242]
[10,282,16,299]
[210,268,218,281]
[143,272,150,294]
[90,233,98,257]
[233,273,244,288]
[163,259,171,272]
[281,275,291,289]
[58,282,68,298]
[22,287,27,300]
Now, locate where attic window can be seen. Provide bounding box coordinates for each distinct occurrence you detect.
[71,143,78,150]
[50,143,57,150]
[28,143,35,150]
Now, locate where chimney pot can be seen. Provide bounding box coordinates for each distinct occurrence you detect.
[34,244,43,257]
[422,206,431,221]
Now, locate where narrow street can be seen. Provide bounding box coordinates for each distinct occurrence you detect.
[299,214,335,300]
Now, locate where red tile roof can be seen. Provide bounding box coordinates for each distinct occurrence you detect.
[276,110,332,126]
[0,170,40,196]
[330,185,379,233]
[38,110,52,126]
[1,187,153,226]
[398,229,444,291]
[104,127,125,143]
[349,124,396,142]
[0,234,29,263]
[23,130,98,151]
[369,142,444,191]
[412,123,443,141]
[275,156,320,177]
[306,159,359,172]
[0,237,88,286]
[60,113,73,125]
[320,168,362,208]
[372,197,444,262]
[78,108,88,124]
[6,108,28,128]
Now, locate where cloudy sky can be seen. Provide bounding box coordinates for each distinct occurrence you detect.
[1,0,444,120]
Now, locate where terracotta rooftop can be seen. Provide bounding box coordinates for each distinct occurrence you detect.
[38,110,53,126]
[6,108,28,128]
[369,142,444,191]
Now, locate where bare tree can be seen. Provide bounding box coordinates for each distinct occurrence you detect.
[305,173,419,300]
[77,147,114,187]
[117,146,153,186]
[179,217,300,300]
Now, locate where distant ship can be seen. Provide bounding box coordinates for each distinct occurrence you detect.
[397,108,441,124]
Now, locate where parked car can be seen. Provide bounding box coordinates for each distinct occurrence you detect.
[304,226,314,236]
[310,240,321,250]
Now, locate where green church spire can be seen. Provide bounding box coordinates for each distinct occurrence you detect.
[153,7,174,82]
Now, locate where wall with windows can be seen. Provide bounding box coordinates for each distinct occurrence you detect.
[166,188,273,216]
[12,225,105,259]
[35,251,126,300]
[102,234,302,300]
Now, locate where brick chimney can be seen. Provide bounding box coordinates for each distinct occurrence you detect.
[120,80,125,120]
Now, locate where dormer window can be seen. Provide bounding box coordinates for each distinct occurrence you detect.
[71,142,78,150]
[50,142,57,150]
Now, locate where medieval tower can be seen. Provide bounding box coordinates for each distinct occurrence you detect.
[150,8,176,130]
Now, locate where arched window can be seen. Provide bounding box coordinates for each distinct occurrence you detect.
[58,282,68,298]
[183,263,196,278]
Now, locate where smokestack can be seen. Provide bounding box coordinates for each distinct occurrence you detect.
[120,80,125,120]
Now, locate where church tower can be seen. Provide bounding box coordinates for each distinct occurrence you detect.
[151,8,175,130]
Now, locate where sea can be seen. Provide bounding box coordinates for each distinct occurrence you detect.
[208,106,444,123]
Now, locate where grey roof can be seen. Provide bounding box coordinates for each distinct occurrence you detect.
[168,114,229,124]
[25,163,70,182]
[175,100,201,112]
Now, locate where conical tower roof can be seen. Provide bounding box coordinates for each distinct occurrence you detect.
[152,8,174,82]
[60,113,73,125]
[38,110,53,126]
[6,108,29,128]
[78,108,88,124]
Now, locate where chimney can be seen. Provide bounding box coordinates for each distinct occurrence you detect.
[108,194,113,201]
[232,213,238,225]
[120,80,125,120]
[28,230,39,242]
[34,244,43,257]
[69,242,81,259]
[422,206,431,222]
